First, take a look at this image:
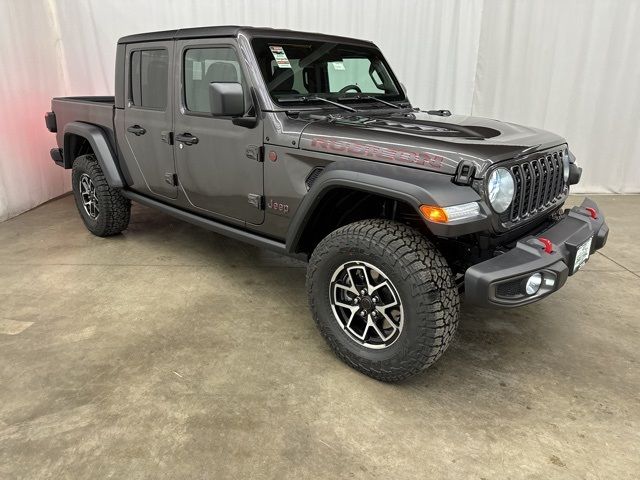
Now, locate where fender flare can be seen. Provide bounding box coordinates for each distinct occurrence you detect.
[285,160,485,254]
[63,121,124,188]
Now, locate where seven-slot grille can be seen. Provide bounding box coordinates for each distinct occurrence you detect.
[507,149,566,222]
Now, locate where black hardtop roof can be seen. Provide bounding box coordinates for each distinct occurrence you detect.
[117,25,375,47]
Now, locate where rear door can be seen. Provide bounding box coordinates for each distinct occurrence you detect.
[122,41,177,199]
[173,38,264,225]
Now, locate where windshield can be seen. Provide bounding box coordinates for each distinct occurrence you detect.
[251,38,405,107]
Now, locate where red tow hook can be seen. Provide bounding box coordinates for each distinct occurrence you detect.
[538,237,554,254]
[585,207,598,219]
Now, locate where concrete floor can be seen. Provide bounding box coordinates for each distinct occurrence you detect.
[0,194,638,479]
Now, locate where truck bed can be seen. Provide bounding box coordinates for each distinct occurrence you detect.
[51,96,116,157]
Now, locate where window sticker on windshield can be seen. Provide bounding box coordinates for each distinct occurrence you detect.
[269,46,292,68]
[331,61,345,70]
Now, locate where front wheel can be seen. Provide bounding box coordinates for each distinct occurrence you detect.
[306,219,459,382]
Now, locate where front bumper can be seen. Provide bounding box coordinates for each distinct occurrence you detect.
[464,198,609,307]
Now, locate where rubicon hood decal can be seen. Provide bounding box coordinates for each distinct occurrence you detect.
[298,111,567,176]
[309,137,449,171]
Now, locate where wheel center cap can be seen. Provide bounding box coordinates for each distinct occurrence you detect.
[360,296,373,311]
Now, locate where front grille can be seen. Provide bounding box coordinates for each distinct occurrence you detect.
[507,149,566,223]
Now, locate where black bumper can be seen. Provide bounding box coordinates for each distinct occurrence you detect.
[464,198,609,307]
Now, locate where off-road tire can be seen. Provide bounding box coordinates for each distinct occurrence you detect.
[72,154,130,236]
[307,219,459,382]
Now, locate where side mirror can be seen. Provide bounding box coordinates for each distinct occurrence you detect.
[208,82,244,117]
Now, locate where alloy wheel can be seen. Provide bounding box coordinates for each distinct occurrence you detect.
[79,173,99,219]
[329,260,404,349]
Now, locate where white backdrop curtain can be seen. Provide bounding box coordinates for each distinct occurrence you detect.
[0,0,71,221]
[0,0,637,222]
[473,0,640,194]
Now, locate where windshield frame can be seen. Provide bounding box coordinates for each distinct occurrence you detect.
[249,35,408,110]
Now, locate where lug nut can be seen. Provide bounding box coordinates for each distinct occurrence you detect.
[360,310,367,317]
[372,297,378,304]
[360,289,367,295]
[353,297,359,305]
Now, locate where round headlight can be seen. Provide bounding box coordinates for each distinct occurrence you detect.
[562,149,570,183]
[487,167,515,213]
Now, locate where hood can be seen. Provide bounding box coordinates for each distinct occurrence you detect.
[298,111,566,176]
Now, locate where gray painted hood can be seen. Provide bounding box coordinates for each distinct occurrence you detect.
[298,111,566,176]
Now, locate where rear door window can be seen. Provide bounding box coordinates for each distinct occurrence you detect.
[130,49,169,110]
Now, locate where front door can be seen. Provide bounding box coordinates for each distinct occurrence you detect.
[173,39,264,225]
[122,41,177,199]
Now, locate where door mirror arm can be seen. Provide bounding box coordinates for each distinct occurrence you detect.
[232,117,258,128]
[231,86,260,129]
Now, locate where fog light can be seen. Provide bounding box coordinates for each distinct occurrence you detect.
[525,273,542,295]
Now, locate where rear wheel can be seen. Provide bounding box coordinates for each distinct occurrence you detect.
[307,219,459,382]
[72,154,130,236]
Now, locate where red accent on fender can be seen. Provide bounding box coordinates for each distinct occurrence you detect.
[309,137,446,170]
[538,237,553,254]
[585,207,598,219]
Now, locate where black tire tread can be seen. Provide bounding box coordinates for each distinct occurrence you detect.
[307,219,459,382]
[72,154,130,236]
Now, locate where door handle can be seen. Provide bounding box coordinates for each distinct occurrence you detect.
[127,125,146,136]
[175,133,199,146]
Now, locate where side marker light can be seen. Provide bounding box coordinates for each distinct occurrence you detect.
[419,205,448,223]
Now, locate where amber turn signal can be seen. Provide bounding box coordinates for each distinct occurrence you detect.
[419,205,448,223]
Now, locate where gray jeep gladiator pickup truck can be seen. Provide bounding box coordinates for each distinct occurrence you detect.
[45,26,609,381]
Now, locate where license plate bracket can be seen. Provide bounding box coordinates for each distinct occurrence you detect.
[573,237,592,273]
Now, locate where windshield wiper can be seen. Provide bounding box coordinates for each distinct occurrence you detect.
[346,94,402,109]
[279,95,357,112]
[306,96,356,111]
